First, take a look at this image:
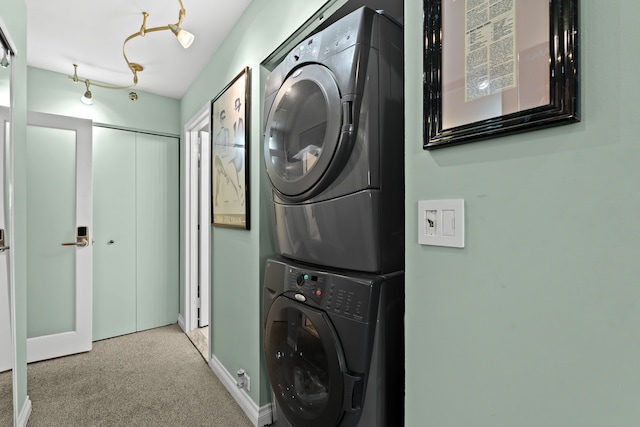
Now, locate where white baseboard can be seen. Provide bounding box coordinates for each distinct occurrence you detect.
[177,314,186,332]
[209,354,273,427]
[17,395,32,427]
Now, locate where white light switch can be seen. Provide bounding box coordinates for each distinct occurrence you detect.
[442,210,455,236]
[418,199,464,248]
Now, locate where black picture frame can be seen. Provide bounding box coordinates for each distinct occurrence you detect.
[424,0,579,149]
[211,67,250,229]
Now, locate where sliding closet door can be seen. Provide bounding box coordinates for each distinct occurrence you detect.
[92,127,136,341]
[135,133,179,330]
[93,128,178,340]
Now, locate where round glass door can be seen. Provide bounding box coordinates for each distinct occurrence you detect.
[265,296,346,427]
[263,64,343,200]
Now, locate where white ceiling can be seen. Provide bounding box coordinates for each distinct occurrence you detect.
[26,0,253,99]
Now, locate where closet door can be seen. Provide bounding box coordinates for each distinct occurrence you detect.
[135,133,179,330]
[92,127,136,341]
[93,128,179,340]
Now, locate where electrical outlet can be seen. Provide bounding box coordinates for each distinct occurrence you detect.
[237,369,250,392]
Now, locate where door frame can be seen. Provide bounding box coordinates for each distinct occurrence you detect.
[26,111,92,362]
[182,103,212,338]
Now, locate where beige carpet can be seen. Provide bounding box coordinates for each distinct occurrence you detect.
[6,324,253,427]
[0,369,11,426]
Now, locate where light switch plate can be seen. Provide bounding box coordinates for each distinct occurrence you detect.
[418,199,465,248]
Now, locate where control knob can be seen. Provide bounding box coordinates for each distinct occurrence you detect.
[295,273,308,287]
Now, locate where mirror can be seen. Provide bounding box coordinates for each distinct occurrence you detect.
[0,16,16,427]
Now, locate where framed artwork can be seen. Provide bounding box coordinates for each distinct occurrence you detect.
[211,67,250,229]
[424,0,579,149]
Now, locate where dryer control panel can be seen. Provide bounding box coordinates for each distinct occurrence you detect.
[284,265,375,324]
[281,6,371,72]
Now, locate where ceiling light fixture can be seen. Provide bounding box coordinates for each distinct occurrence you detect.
[68,0,194,101]
[81,80,93,105]
[69,64,133,105]
[123,0,195,85]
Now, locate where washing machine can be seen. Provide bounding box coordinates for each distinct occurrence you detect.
[263,257,404,427]
[262,7,404,274]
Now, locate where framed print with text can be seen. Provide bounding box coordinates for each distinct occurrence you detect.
[424,0,579,149]
[211,67,250,229]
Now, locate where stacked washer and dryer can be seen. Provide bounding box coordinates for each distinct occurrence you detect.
[262,7,404,427]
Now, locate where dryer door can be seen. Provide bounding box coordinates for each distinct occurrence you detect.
[265,295,359,427]
[263,64,353,202]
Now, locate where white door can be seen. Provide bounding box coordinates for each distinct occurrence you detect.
[0,106,12,372]
[199,129,211,327]
[26,111,92,363]
[185,105,211,332]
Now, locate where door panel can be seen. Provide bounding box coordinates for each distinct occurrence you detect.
[26,112,92,362]
[0,107,11,372]
[135,133,179,331]
[92,127,136,341]
[26,125,76,337]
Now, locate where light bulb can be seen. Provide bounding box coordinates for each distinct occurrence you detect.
[81,90,93,105]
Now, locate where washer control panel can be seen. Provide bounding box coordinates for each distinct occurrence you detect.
[285,266,373,323]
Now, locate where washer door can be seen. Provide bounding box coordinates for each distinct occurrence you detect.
[263,64,353,202]
[265,296,349,427]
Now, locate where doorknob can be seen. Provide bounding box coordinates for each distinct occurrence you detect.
[61,239,88,247]
[0,229,9,252]
[61,226,89,247]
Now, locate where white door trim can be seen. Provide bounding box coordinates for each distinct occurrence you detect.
[198,128,211,327]
[26,111,92,362]
[0,106,13,373]
[184,103,211,334]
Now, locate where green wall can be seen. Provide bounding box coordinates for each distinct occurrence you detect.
[405,0,640,425]
[27,67,180,135]
[180,0,344,407]
[184,0,640,423]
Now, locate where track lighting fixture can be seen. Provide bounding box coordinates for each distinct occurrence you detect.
[69,0,194,101]
[123,0,195,85]
[69,64,132,105]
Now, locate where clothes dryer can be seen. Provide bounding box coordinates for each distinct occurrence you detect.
[263,7,404,273]
[263,257,404,427]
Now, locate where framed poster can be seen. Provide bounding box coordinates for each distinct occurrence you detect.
[211,67,250,229]
[424,0,579,149]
